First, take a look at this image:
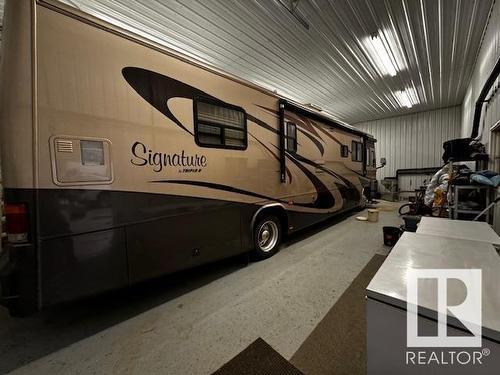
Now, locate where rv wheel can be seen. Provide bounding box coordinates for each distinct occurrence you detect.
[252,215,282,260]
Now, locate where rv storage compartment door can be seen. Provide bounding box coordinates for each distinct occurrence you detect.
[126,204,242,283]
[50,136,113,185]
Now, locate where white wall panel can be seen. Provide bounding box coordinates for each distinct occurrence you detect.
[460,0,500,231]
[399,174,433,193]
[461,0,500,140]
[356,106,461,181]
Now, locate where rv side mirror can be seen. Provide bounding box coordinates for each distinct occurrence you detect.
[377,157,386,169]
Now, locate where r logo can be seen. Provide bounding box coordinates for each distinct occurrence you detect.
[406,269,482,347]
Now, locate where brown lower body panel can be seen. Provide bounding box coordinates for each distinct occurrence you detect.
[0,188,361,315]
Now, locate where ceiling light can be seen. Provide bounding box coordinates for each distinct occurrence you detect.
[363,31,399,77]
[395,90,412,108]
[394,87,419,108]
[406,87,420,106]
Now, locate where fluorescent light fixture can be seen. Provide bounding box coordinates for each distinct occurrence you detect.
[394,87,419,108]
[363,30,399,77]
[395,90,412,108]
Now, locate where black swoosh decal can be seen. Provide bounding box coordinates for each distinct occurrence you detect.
[345,167,368,178]
[123,67,219,135]
[123,67,352,210]
[285,112,323,139]
[297,128,324,156]
[152,180,279,202]
[256,105,325,155]
[292,153,361,203]
[123,67,280,138]
[284,153,336,209]
[247,114,278,134]
[269,143,337,209]
[151,180,334,209]
[311,120,344,146]
[250,133,293,183]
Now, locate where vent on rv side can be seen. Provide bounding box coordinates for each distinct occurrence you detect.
[51,137,113,186]
[56,140,74,153]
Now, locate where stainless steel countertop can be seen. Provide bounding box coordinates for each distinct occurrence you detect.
[367,232,500,341]
[416,217,500,246]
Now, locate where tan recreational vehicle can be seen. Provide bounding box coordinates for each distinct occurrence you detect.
[0,0,377,315]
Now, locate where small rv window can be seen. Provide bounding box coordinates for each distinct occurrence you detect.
[340,145,349,158]
[195,99,247,150]
[80,140,104,166]
[285,122,297,153]
[358,143,363,162]
[351,141,363,162]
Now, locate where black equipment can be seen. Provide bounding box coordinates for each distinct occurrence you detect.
[442,138,487,164]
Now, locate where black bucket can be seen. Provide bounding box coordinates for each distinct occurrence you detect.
[402,215,421,232]
[383,226,401,246]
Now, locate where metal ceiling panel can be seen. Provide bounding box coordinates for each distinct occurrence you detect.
[0,0,495,123]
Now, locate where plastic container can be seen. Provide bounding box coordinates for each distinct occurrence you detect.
[367,209,379,222]
[383,226,401,246]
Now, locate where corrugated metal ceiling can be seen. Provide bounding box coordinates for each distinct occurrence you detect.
[1,0,496,123]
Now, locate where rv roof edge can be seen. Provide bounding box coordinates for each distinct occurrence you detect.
[36,0,374,140]
[280,100,375,140]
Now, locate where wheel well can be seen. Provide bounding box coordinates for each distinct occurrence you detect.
[253,206,288,238]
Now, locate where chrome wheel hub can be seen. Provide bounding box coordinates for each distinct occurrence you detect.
[258,221,279,252]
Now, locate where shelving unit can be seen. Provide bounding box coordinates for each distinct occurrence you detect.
[448,184,493,222]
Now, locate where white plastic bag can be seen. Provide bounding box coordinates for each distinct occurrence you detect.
[424,167,449,206]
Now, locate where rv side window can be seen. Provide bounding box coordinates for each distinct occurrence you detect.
[351,141,363,162]
[195,99,247,150]
[340,145,349,158]
[285,122,297,153]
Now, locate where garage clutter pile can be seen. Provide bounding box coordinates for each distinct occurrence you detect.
[425,165,500,210]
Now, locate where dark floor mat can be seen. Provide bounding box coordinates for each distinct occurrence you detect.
[213,337,304,375]
[290,254,387,375]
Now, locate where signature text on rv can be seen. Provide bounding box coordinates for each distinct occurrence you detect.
[130,141,207,173]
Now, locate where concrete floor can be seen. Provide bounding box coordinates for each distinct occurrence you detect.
[0,202,401,375]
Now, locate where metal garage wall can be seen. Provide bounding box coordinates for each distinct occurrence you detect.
[461,0,500,141]
[460,0,500,231]
[356,106,461,181]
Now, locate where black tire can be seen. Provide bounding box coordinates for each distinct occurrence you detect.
[252,215,282,260]
[398,203,412,216]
